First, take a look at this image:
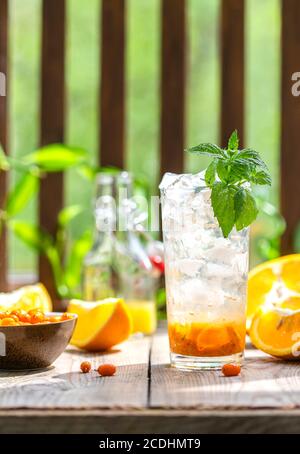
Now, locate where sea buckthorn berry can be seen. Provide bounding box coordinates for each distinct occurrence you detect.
[97,364,116,377]
[30,311,45,324]
[80,361,91,373]
[61,312,73,321]
[48,316,61,323]
[12,309,29,322]
[1,317,19,326]
[0,312,10,319]
[222,363,241,377]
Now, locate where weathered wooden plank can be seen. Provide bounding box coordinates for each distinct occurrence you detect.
[39,0,65,305]
[0,0,8,290]
[150,332,300,409]
[160,0,186,177]
[0,336,150,409]
[100,0,125,168]
[281,0,300,254]
[1,409,300,434]
[220,0,244,147]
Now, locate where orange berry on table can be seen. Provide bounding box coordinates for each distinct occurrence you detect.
[97,364,116,377]
[80,361,92,373]
[222,363,241,377]
[1,317,19,326]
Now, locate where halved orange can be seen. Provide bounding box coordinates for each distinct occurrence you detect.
[250,304,300,359]
[247,254,300,324]
[67,298,132,351]
[0,283,52,313]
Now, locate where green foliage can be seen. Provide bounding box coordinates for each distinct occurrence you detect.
[24,144,88,172]
[0,142,99,298]
[187,130,271,237]
[5,173,38,218]
[254,192,286,261]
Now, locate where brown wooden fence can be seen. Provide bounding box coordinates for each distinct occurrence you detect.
[0,0,299,299]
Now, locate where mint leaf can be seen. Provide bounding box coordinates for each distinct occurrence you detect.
[205,159,217,186]
[187,143,225,158]
[211,182,236,237]
[235,148,267,169]
[228,129,239,150]
[234,188,258,231]
[187,130,272,237]
[249,169,271,186]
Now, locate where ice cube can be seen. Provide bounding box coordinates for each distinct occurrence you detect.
[159,171,207,192]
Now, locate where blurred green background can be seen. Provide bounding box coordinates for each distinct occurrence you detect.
[9,0,280,276]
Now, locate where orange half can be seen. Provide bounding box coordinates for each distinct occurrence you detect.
[247,254,300,324]
[67,298,132,351]
[250,305,300,359]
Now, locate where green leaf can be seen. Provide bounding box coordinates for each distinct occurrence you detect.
[0,144,9,171]
[234,188,258,231]
[205,159,217,186]
[235,148,267,169]
[5,173,38,217]
[228,130,239,150]
[58,205,83,228]
[211,182,236,237]
[64,230,93,289]
[7,220,53,253]
[77,164,120,181]
[24,144,88,172]
[216,159,230,182]
[249,169,272,186]
[186,143,225,157]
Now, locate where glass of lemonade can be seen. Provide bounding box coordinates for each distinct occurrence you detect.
[160,172,249,370]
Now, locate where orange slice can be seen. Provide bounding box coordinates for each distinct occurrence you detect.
[0,283,52,313]
[250,305,300,359]
[67,298,132,351]
[247,254,300,324]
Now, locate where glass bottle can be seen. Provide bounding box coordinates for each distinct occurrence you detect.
[115,172,157,335]
[82,174,116,301]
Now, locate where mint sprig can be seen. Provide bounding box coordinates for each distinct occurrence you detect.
[186,130,271,238]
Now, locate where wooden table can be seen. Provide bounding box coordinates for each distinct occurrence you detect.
[1,328,300,434]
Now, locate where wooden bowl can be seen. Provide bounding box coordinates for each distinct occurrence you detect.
[0,312,77,370]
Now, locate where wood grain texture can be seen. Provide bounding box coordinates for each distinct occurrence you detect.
[0,336,150,409]
[0,0,8,290]
[160,0,186,177]
[1,409,300,434]
[100,0,125,168]
[281,0,300,254]
[150,332,300,409]
[2,331,300,433]
[220,0,244,147]
[39,0,65,305]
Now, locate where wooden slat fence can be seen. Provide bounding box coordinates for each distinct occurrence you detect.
[0,0,298,299]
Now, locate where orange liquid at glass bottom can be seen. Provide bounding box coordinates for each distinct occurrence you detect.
[168,320,246,357]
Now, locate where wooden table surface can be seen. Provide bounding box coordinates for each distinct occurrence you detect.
[1,327,300,434]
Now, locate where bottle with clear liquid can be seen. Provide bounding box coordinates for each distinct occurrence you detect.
[82,174,116,301]
[115,172,157,335]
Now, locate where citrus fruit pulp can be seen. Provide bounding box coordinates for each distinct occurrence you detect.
[250,304,300,359]
[0,283,52,313]
[247,254,300,326]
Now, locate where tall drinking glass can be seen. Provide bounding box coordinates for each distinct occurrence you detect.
[160,172,249,370]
